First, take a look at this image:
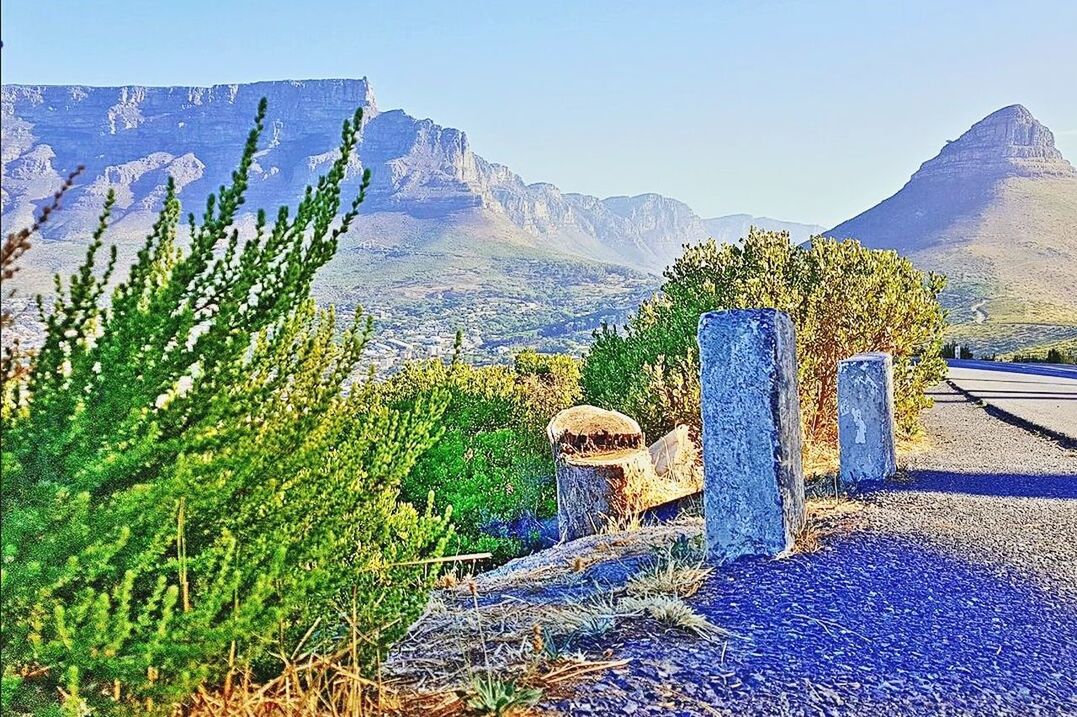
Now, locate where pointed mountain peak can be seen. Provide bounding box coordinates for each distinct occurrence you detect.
[981,103,1034,122]
[914,104,1075,181]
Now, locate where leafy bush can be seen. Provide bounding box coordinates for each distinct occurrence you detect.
[582,230,947,444]
[1,166,84,420]
[1,101,450,715]
[1009,341,1077,365]
[512,349,583,427]
[383,347,581,562]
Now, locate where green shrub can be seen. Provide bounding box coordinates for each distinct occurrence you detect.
[512,348,583,426]
[383,347,580,562]
[467,675,543,716]
[582,230,947,444]
[1,100,450,715]
[942,342,974,359]
[1008,339,1077,364]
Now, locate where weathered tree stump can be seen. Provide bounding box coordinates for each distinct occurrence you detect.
[697,309,805,562]
[838,352,897,484]
[548,406,702,541]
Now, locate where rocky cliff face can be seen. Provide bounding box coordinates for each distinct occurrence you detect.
[829,104,1076,252]
[913,105,1076,182]
[2,81,377,232]
[1,78,726,273]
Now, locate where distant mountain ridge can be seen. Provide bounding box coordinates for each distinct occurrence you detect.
[827,104,1077,353]
[704,214,823,246]
[2,79,813,275]
[1,78,815,361]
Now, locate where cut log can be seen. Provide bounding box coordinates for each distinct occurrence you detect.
[649,424,703,497]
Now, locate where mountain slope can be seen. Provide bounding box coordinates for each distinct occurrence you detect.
[1,79,746,361]
[827,105,1077,353]
[0,80,719,274]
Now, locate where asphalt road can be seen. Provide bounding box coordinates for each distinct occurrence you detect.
[947,359,1077,441]
[948,358,1077,380]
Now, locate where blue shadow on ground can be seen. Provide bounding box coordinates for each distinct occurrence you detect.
[869,470,1077,499]
[573,532,1077,715]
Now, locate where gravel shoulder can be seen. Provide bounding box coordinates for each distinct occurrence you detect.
[862,384,1077,597]
[552,384,1077,716]
[389,385,1077,716]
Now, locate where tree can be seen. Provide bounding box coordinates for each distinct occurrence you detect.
[582,230,948,445]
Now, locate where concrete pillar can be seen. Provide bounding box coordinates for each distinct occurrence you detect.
[697,309,805,562]
[838,352,897,485]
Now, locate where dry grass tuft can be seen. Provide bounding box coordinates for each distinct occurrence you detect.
[186,591,630,716]
[187,655,386,716]
[381,523,715,709]
[186,616,391,717]
[624,554,712,598]
[897,431,932,459]
[617,595,735,641]
[802,442,839,480]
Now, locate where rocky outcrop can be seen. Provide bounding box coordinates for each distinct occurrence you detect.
[913,105,1076,182]
[828,104,1077,252]
[1,80,377,235]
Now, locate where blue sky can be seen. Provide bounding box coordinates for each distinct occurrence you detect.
[2,0,1075,226]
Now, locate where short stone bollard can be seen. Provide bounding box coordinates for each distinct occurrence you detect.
[697,309,805,561]
[547,406,702,541]
[838,352,897,484]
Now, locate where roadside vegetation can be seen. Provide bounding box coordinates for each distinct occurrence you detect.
[1,99,949,715]
[0,102,451,716]
[582,230,948,446]
[941,342,976,359]
[381,346,580,562]
[1007,338,1077,365]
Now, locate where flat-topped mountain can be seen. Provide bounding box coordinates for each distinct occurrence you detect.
[2,78,823,362]
[828,104,1077,353]
[1,79,721,273]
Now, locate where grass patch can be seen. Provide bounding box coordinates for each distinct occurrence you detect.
[624,546,712,599]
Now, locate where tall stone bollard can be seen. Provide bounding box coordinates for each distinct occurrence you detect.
[838,352,897,485]
[697,309,805,561]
